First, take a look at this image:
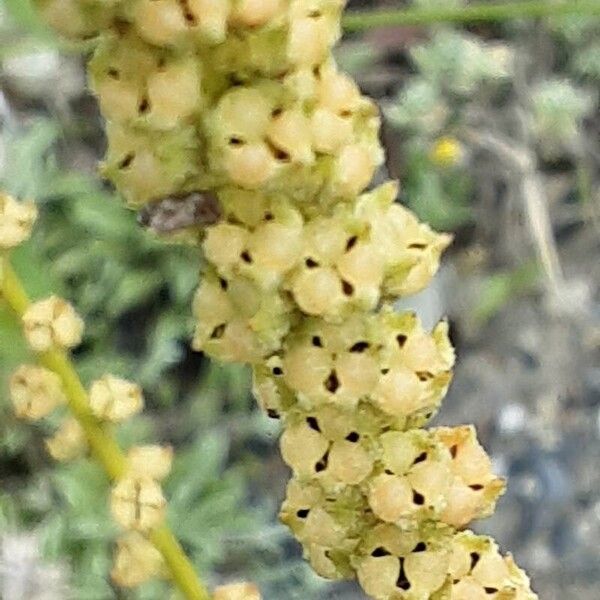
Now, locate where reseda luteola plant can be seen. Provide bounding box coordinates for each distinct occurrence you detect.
[30,1,538,598]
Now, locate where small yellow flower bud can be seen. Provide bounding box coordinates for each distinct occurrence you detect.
[430,136,464,168]
[111,476,167,532]
[111,532,166,588]
[9,364,66,420]
[0,194,37,249]
[214,582,261,600]
[127,445,173,481]
[89,375,144,423]
[22,295,84,352]
[46,418,88,462]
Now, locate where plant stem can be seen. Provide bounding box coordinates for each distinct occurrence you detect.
[342,0,600,31]
[0,254,211,600]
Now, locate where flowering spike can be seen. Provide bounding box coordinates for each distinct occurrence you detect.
[34,0,539,597]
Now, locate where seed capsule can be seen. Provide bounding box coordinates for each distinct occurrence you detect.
[22,296,84,352]
[0,194,37,249]
[46,418,88,462]
[10,364,66,420]
[112,532,166,588]
[111,476,167,532]
[214,582,261,600]
[90,375,144,423]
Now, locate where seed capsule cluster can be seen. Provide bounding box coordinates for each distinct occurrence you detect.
[36,2,537,597]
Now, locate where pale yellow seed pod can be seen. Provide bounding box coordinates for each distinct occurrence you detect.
[335,144,375,197]
[46,418,88,462]
[357,555,400,599]
[288,16,330,66]
[266,109,313,164]
[133,0,187,46]
[111,532,166,588]
[37,0,104,39]
[280,422,329,479]
[111,476,167,532]
[231,0,281,27]
[218,87,272,140]
[214,582,261,600]
[95,78,140,122]
[127,445,173,481]
[225,143,278,189]
[0,194,37,249]
[291,266,344,316]
[310,108,352,154]
[22,296,84,352]
[187,0,231,42]
[10,364,66,420]
[89,375,144,423]
[318,70,361,114]
[373,366,424,417]
[282,344,331,397]
[368,473,414,523]
[302,507,346,547]
[327,440,373,485]
[146,60,201,129]
[248,222,303,275]
[203,224,250,270]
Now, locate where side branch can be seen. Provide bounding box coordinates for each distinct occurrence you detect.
[0,253,211,600]
[342,0,600,31]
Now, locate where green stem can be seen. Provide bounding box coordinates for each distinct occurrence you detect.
[0,253,211,600]
[342,0,600,31]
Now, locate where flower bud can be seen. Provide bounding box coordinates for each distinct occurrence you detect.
[127,445,173,481]
[22,296,84,352]
[214,582,261,600]
[111,532,166,588]
[10,365,66,420]
[111,476,167,532]
[46,418,88,462]
[89,375,144,423]
[0,194,37,249]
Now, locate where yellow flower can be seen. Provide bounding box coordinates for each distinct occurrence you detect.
[430,136,464,167]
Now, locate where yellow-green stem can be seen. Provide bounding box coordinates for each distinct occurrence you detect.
[1,253,211,600]
[343,0,600,31]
